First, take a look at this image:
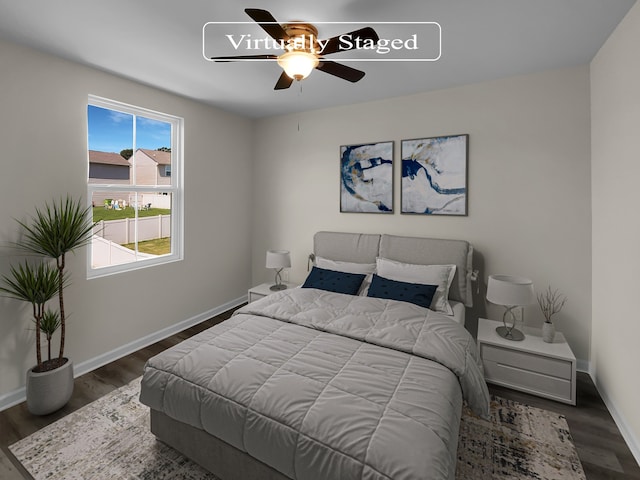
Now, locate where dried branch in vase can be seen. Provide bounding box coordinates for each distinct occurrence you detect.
[537,286,567,324]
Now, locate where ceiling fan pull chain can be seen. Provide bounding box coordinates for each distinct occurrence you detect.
[298,82,303,132]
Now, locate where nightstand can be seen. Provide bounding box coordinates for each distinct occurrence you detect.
[477,318,576,405]
[248,282,298,303]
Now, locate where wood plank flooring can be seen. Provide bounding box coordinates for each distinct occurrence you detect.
[1,306,638,479]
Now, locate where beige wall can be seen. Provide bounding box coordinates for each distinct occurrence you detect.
[252,66,592,365]
[0,40,253,399]
[132,150,160,187]
[591,1,640,461]
[132,150,171,187]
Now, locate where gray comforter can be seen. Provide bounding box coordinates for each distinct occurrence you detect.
[140,288,490,480]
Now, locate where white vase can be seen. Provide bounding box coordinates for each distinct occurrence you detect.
[542,322,556,343]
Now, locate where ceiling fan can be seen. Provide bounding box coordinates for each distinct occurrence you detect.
[212,8,379,90]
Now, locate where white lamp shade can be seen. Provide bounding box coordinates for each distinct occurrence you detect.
[486,274,535,306]
[277,51,319,80]
[266,250,291,269]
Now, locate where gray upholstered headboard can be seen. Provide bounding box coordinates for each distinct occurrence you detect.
[313,231,474,307]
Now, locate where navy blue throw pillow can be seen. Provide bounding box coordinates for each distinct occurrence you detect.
[302,267,366,296]
[367,274,438,309]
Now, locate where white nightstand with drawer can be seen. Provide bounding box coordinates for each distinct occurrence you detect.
[248,282,298,303]
[477,318,576,405]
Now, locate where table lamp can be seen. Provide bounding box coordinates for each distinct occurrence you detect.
[486,274,535,341]
[266,250,291,291]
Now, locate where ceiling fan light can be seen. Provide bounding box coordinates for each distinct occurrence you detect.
[277,51,319,81]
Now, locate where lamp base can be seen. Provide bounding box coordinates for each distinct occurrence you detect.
[270,284,287,291]
[495,326,525,341]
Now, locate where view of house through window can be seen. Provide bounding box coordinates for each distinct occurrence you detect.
[87,96,183,277]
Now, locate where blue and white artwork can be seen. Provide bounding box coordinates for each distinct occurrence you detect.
[401,134,468,215]
[340,141,393,213]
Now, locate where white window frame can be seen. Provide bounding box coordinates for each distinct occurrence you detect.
[87,95,184,279]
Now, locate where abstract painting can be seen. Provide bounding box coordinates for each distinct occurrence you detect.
[401,134,468,215]
[340,141,393,213]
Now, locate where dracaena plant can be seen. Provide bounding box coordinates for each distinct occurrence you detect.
[39,308,62,365]
[0,261,62,371]
[12,196,95,367]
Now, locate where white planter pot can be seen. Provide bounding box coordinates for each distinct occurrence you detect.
[26,358,74,415]
[542,322,556,343]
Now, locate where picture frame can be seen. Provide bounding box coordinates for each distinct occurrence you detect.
[340,141,394,213]
[401,134,468,216]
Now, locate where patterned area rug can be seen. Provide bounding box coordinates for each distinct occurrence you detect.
[458,397,586,479]
[10,377,586,480]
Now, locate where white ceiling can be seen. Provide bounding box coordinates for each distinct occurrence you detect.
[0,0,635,118]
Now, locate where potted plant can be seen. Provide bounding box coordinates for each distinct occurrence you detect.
[537,286,567,343]
[1,196,94,415]
[0,261,71,414]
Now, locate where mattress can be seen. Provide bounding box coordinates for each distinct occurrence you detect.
[140,288,489,480]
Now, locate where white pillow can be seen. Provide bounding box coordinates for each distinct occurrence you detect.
[315,257,375,295]
[376,257,456,315]
[315,257,376,274]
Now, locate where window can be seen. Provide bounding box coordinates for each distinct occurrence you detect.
[87,95,183,278]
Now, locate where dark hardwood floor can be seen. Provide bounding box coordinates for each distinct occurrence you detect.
[1,307,638,479]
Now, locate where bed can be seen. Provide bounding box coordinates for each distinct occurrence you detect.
[139,232,489,480]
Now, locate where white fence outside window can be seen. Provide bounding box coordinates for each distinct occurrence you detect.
[92,214,171,245]
[91,214,171,268]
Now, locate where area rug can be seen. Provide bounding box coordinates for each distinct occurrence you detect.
[9,377,586,480]
[458,397,586,479]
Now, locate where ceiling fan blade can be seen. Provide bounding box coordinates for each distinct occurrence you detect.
[316,60,366,83]
[245,8,289,42]
[211,54,277,62]
[274,71,294,90]
[320,27,379,56]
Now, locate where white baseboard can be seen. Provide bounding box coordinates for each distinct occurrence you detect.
[576,358,590,373]
[580,362,639,464]
[0,387,27,412]
[591,371,640,466]
[0,295,247,412]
